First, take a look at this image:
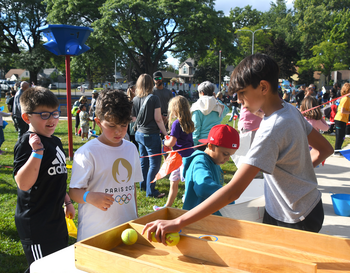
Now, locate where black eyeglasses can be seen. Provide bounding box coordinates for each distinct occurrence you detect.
[29,110,61,120]
[154,77,162,81]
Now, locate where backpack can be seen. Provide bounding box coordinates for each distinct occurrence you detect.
[71,106,79,116]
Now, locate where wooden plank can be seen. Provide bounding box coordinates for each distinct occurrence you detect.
[75,243,183,273]
[181,227,350,273]
[140,208,350,261]
[130,223,317,273]
[110,244,245,273]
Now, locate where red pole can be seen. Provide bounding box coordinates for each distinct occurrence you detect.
[65,55,74,160]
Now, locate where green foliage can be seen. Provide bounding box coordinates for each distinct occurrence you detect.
[92,0,229,76]
[297,41,348,84]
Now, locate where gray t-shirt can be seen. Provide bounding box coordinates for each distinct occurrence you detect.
[243,102,320,224]
[132,95,161,134]
[152,86,173,115]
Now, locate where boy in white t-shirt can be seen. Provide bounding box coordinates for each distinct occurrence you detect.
[143,54,334,244]
[69,90,143,241]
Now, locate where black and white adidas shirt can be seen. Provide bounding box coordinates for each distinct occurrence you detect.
[14,131,68,244]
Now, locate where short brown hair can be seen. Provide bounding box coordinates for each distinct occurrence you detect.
[95,89,132,124]
[20,86,59,113]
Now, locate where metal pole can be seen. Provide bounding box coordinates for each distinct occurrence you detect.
[115,54,117,83]
[65,55,74,160]
[219,50,222,93]
[252,32,255,55]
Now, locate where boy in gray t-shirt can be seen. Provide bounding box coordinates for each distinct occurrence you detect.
[142,54,334,244]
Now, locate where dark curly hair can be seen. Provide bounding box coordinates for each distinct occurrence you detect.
[95,89,132,124]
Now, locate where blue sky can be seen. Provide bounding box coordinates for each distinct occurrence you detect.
[167,0,294,68]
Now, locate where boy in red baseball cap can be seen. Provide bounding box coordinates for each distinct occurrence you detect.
[182,124,239,215]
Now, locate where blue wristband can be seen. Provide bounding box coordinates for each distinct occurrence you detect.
[32,152,43,159]
[83,191,90,203]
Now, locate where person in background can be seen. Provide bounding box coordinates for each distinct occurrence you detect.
[190,81,229,151]
[73,96,88,136]
[6,90,17,131]
[132,74,168,198]
[14,87,74,272]
[333,83,350,156]
[89,90,98,131]
[79,104,91,141]
[152,71,173,130]
[300,96,329,133]
[13,81,30,138]
[0,107,12,154]
[229,92,240,122]
[153,96,195,211]
[127,81,138,148]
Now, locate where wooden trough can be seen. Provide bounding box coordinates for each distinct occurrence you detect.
[75,208,350,272]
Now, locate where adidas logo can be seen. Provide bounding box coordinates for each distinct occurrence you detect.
[48,146,67,176]
[210,137,214,141]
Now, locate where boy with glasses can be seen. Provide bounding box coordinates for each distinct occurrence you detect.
[13,87,75,272]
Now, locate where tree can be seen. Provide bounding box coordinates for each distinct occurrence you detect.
[0,0,48,83]
[265,37,297,81]
[93,0,229,76]
[297,41,348,85]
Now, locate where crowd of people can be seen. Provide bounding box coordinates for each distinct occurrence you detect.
[2,53,349,271]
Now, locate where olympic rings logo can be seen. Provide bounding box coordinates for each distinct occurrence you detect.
[115,194,132,205]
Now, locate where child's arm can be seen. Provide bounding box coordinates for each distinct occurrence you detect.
[154,107,168,136]
[64,193,75,219]
[308,128,333,167]
[69,188,114,211]
[142,163,259,244]
[164,136,177,148]
[15,133,44,191]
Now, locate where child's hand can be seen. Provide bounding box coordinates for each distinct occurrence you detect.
[29,133,44,151]
[86,192,114,211]
[64,203,76,219]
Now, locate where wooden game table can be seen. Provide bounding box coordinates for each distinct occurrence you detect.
[75,208,350,272]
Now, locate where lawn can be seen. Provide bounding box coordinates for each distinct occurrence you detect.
[0,99,346,272]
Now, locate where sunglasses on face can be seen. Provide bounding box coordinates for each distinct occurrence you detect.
[29,110,61,120]
[154,77,162,81]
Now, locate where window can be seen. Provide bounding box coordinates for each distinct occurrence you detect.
[183,66,187,74]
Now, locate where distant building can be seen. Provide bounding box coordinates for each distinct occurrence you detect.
[5,69,29,81]
[178,58,195,83]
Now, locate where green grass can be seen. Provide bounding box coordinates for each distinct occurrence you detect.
[0,100,347,272]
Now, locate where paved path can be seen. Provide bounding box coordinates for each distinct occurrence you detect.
[316,153,350,238]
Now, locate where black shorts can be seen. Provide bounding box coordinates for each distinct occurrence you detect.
[263,199,324,233]
[22,236,68,271]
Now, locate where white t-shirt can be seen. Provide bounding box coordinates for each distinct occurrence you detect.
[244,102,320,224]
[70,138,143,241]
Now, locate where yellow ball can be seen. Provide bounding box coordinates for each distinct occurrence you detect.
[121,228,138,245]
[165,232,180,246]
[151,232,158,242]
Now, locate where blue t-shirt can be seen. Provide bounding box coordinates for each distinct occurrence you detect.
[170,119,194,158]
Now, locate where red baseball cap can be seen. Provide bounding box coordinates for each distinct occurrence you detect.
[199,124,240,149]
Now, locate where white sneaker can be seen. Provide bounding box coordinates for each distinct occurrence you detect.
[346,135,350,138]
[330,132,335,136]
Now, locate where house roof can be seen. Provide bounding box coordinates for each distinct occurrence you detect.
[5,69,26,79]
[179,58,194,68]
[159,70,178,79]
